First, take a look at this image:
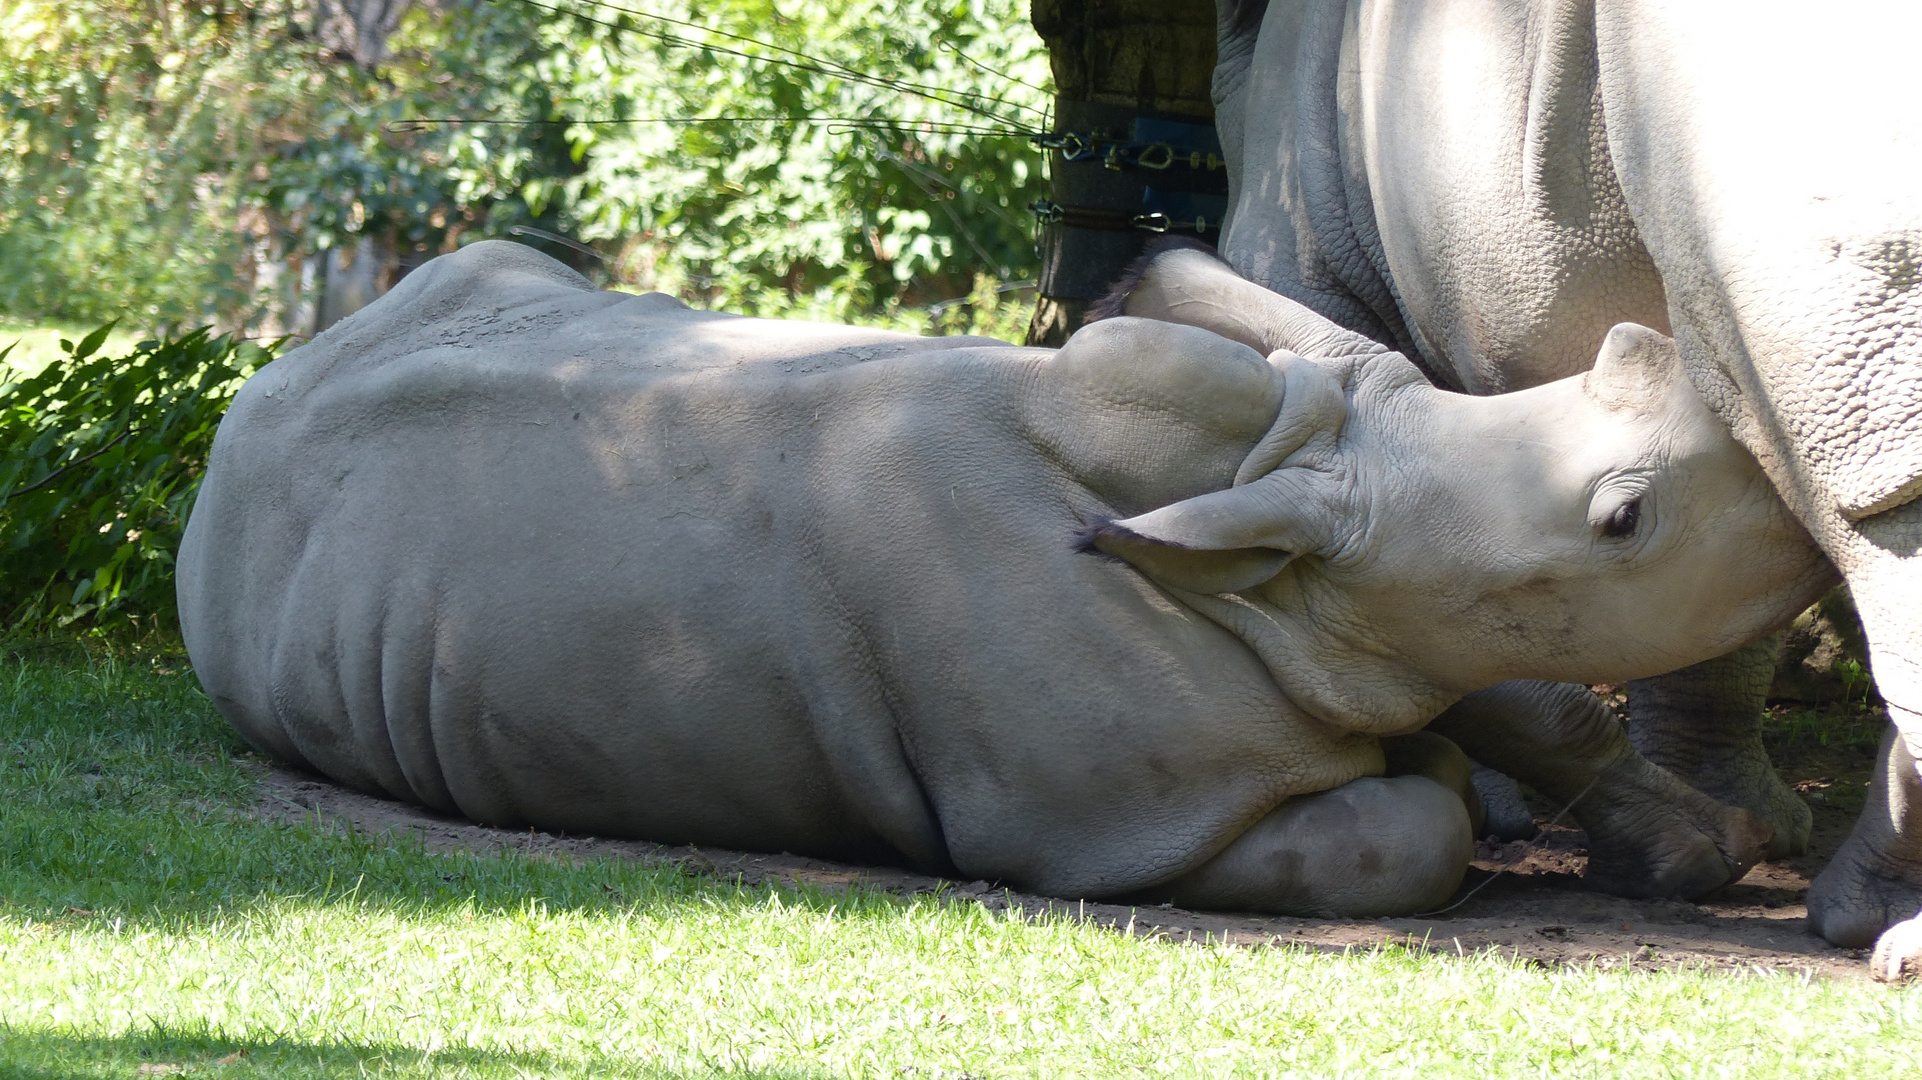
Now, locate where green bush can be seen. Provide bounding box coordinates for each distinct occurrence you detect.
[1,0,1049,334]
[0,323,277,632]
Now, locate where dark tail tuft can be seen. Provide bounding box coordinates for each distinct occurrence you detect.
[1075,515,1158,559]
[1072,517,1114,553]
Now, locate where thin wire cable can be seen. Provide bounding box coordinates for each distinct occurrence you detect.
[509,0,1041,129]
[871,146,1005,273]
[543,0,1050,120]
[509,225,604,260]
[937,38,1050,97]
[1411,774,1604,918]
[871,146,1026,231]
[389,116,1031,136]
[926,39,1051,123]
[819,119,1034,138]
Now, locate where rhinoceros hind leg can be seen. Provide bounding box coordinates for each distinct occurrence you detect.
[1626,636,1812,859]
[1807,726,1922,970]
[1381,730,1485,836]
[1147,775,1473,918]
[1428,681,1771,899]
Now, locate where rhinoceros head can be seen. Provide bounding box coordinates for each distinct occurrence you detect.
[1065,316,1833,731]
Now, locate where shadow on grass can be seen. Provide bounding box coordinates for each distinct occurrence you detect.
[0,1025,839,1079]
[0,650,949,933]
[0,754,940,933]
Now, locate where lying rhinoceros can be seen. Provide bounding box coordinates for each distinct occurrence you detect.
[178,240,1832,916]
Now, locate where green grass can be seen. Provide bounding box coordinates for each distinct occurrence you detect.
[0,319,142,380]
[1,646,1919,1079]
[1762,702,1890,814]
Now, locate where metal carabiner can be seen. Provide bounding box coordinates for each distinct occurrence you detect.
[1133,143,1176,170]
[1028,200,1065,225]
[1030,132,1099,162]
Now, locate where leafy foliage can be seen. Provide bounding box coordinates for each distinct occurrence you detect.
[0,325,277,632]
[545,0,1050,315]
[0,0,1051,335]
[0,0,585,330]
[0,0,273,326]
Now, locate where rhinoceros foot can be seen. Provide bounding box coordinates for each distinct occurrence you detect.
[1575,759,1774,900]
[1632,734,1813,861]
[1807,833,1922,956]
[1807,727,1922,970]
[1626,639,1813,860]
[1427,680,1769,898]
[1468,764,1538,842]
[1870,916,1922,982]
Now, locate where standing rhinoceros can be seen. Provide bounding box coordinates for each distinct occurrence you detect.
[178,240,1830,916]
[1182,0,1922,973]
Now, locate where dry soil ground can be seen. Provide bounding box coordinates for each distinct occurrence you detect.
[249,701,1888,981]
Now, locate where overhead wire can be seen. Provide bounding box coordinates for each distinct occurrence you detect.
[405,0,1054,305]
[391,117,1028,135]
[937,38,1050,99]
[870,145,1009,275]
[505,0,1046,132]
[536,0,1050,121]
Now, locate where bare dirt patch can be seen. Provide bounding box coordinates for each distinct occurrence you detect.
[251,721,1879,981]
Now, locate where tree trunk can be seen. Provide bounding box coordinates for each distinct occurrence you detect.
[1027,0,1220,345]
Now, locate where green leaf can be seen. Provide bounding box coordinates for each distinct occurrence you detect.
[0,321,279,632]
[72,322,117,361]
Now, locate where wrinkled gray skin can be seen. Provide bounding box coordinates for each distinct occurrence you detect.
[1111,244,1796,898]
[1190,0,1922,975]
[178,241,1830,918]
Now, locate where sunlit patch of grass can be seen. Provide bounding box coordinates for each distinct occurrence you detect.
[2,645,1920,1078]
[0,318,143,379]
[1765,702,1889,755]
[1762,701,1889,813]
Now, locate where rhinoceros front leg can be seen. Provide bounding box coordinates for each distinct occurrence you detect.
[1140,740,1478,918]
[1624,636,1812,859]
[1808,726,1922,978]
[1428,680,1773,899]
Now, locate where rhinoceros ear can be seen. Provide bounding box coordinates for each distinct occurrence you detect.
[1091,499,1299,591]
[1079,362,1347,594]
[1583,323,1683,411]
[1079,472,1338,593]
[1234,352,1348,484]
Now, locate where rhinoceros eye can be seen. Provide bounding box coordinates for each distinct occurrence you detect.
[1601,498,1642,539]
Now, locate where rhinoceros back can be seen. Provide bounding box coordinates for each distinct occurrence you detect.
[178,241,976,864]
